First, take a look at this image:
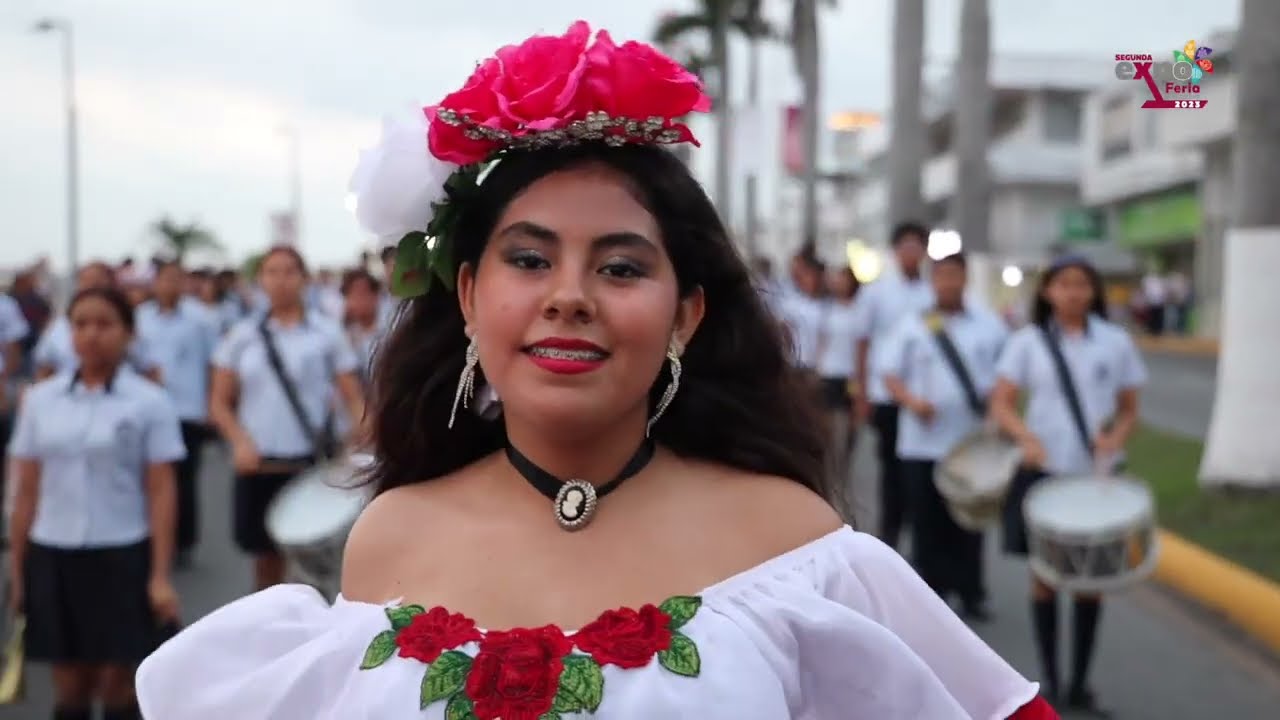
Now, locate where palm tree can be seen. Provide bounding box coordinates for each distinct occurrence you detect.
[1199,0,1280,490]
[950,0,992,253]
[654,1,778,227]
[887,0,927,229]
[150,216,223,263]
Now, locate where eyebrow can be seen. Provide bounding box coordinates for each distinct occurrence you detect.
[497,220,657,253]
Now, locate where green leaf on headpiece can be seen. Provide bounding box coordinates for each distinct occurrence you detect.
[391,231,431,298]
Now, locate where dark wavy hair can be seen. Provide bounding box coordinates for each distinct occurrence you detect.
[365,143,828,500]
[68,286,136,333]
[1031,255,1108,326]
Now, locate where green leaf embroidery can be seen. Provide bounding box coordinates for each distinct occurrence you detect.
[659,596,702,629]
[657,631,701,677]
[420,651,473,709]
[445,692,479,720]
[359,630,398,670]
[551,654,605,713]
[538,713,562,720]
[385,604,426,631]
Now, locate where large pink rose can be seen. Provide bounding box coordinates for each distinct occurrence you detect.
[492,20,593,131]
[584,30,712,139]
[427,57,505,165]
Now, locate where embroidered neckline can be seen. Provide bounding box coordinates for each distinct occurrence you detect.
[359,596,703,720]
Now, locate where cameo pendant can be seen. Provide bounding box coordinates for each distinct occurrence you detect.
[553,480,599,531]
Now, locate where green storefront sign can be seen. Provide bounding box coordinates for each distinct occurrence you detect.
[1060,208,1105,243]
[1117,190,1201,248]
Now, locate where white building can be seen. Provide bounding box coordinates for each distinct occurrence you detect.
[841,55,1117,296]
[1078,29,1237,336]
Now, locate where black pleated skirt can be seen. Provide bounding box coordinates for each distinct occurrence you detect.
[1001,468,1050,556]
[23,539,158,664]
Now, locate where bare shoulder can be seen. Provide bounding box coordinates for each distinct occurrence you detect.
[691,462,844,559]
[340,464,492,603]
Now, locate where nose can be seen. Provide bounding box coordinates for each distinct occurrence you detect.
[541,266,595,324]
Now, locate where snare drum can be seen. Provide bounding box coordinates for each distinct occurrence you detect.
[266,458,372,600]
[1023,475,1160,593]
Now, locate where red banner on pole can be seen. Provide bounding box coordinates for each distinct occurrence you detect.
[781,105,804,177]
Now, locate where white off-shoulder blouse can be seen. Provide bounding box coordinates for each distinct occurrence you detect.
[136,528,1052,720]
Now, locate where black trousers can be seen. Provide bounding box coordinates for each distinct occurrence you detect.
[176,422,208,552]
[902,459,985,604]
[872,403,907,548]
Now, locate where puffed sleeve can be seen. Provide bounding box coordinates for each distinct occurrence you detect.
[136,585,390,720]
[707,528,1045,719]
[826,531,1044,718]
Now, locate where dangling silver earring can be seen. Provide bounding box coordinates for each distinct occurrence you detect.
[646,339,683,437]
[449,335,479,429]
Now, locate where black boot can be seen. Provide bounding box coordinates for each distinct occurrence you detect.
[1031,596,1060,701]
[52,708,92,720]
[1066,597,1110,716]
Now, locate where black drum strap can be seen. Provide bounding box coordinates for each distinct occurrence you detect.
[1037,325,1094,457]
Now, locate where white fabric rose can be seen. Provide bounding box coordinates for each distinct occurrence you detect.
[348,107,458,243]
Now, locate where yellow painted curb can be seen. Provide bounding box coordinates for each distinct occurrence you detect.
[1152,529,1280,653]
[1133,335,1220,357]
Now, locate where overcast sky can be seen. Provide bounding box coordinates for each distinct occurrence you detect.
[0,0,1238,271]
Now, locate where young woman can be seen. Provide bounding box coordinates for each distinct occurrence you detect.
[207,246,364,591]
[8,287,185,720]
[137,23,1056,720]
[990,255,1146,714]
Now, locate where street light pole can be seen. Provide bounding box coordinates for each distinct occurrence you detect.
[280,126,302,248]
[34,18,80,280]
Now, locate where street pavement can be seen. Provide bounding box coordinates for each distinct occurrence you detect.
[1139,351,1217,439]
[3,354,1277,718]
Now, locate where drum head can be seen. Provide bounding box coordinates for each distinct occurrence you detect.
[1024,475,1153,537]
[267,464,371,546]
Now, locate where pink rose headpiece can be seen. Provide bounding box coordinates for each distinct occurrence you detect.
[349,21,712,297]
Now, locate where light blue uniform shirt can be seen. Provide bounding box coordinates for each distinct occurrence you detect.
[7,367,187,548]
[0,295,30,345]
[212,314,358,458]
[137,298,220,422]
[994,317,1147,475]
[851,272,935,404]
[877,308,1009,461]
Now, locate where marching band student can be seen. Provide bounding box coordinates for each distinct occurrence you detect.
[879,252,1007,621]
[377,244,399,331]
[34,262,159,382]
[339,268,384,387]
[7,286,184,720]
[208,246,364,591]
[775,252,826,376]
[0,291,31,503]
[137,260,220,566]
[852,222,933,549]
[815,265,863,508]
[990,255,1146,714]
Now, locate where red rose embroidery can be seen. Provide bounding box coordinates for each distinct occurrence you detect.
[575,604,673,669]
[465,625,573,720]
[394,607,482,663]
[584,29,712,144]
[492,19,593,131]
